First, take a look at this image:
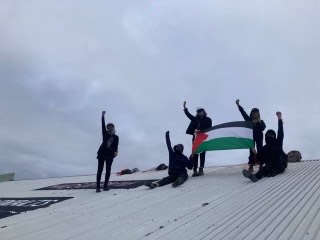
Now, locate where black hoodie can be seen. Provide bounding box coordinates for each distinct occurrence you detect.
[257,119,287,173]
[184,108,212,135]
[237,105,266,139]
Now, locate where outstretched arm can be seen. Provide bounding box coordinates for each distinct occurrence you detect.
[101,111,107,135]
[165,131,173,153]
[186,156,194,170]
[236,99,251,121]
[276,112,284,147]
[183,101,195,120]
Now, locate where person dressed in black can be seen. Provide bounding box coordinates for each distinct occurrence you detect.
[183,101,212,177]
[145,131,193,189]
[242,112,288,182]
[236,99,266,172]
[96,111,119,192]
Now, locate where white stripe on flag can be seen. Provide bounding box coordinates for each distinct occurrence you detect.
[205,127,253,140]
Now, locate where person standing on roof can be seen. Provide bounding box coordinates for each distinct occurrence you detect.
[96,110,119,193]
[183,101,212,177]
[242,112,288,182]
[236,99,266,172]
[145,131,193,189]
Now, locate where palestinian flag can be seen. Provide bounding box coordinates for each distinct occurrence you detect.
[192,121,254,154]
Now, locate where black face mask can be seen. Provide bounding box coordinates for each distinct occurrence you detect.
[265,136,276,145]
[197,111,205,118]
[107,126,115,135]
[174,144,184,154]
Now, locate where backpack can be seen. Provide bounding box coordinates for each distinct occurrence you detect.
[287,151,302,163]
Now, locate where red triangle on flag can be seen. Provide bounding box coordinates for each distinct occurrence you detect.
[192,132,209,153]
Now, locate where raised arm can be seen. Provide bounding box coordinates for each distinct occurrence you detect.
[236,99,251,121]
[165,131,173,153]
[101,111,107,135]
[183,101,195,120]
[276,112,284,147]
[114,136,119,153]
[186,156,194,170]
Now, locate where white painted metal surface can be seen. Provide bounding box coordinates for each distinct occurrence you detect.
[0,161,319,240]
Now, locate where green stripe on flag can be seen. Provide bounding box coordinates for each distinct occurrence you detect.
[194,137,254,154]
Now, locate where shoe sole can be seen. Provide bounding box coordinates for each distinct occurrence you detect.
[242,169,251,178]
[242,169,258,182]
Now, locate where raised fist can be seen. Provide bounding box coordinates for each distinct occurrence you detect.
[102,111,106,116]
[166,131,170,135]
[183,101,187,110]
[235,99,240,105]
[276,111,282,119]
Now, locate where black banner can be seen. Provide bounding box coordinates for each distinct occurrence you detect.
[0,197,73,219]
[35,180,159,190]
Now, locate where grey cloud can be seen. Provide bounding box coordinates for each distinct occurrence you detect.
[0,0,320,179]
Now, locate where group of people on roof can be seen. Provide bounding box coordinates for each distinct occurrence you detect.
[95,100,288,192]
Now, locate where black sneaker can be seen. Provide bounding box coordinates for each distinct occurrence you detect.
[198,168,204,176]
[145,182,156,189]
[242,169,258,182]
[96,188,101,193]
[192,170,198,177]
[103,187,110,191]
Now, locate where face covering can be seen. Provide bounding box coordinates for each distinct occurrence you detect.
[265,136,275,145]
[197,111,205,118]
[107,126,115,135]
[174,144,184,154]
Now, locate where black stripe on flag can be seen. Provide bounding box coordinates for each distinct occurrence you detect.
[203,121,253,133]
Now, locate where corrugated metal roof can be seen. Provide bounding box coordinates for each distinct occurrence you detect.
[0,161,319,240]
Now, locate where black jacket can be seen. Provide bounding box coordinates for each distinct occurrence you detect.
[97,116,119,159]
[257,120,287,173]
[166,133,193,174]
[238,105,266,140]
[184,109,212,135]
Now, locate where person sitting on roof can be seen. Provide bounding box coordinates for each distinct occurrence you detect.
[145,131,193,189]
[242,111,288,182]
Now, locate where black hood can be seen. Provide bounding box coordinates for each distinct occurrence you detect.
[265,129,276,145]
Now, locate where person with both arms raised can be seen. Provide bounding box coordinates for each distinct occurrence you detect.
[96,110,119,193]
[183,101,212,177]
[145,131,193,189]
[242,111,288,182]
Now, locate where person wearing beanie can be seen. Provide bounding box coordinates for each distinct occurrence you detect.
[96,111,119,193]
[145,131,193,189]
[183,101,212,177]
[242,112,288,182]
[236,99,266,172]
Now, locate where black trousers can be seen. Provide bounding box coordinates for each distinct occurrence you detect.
[248,137,263,165]
[158,172,188,186]
[193,152,206,170]
[192,136,206,170]
[96,156,114,189]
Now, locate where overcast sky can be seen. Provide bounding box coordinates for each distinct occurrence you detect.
[1,0,320,180]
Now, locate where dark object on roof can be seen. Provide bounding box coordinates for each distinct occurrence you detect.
[132,168,140,173]
[156,164,168,171]
[118,169,133,175]
[0,197,73,219]
[287,151,302,162]
[35,180,160,191]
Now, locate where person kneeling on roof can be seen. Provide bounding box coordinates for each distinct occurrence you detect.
[145,131,193,189]
[242,111,288,182]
